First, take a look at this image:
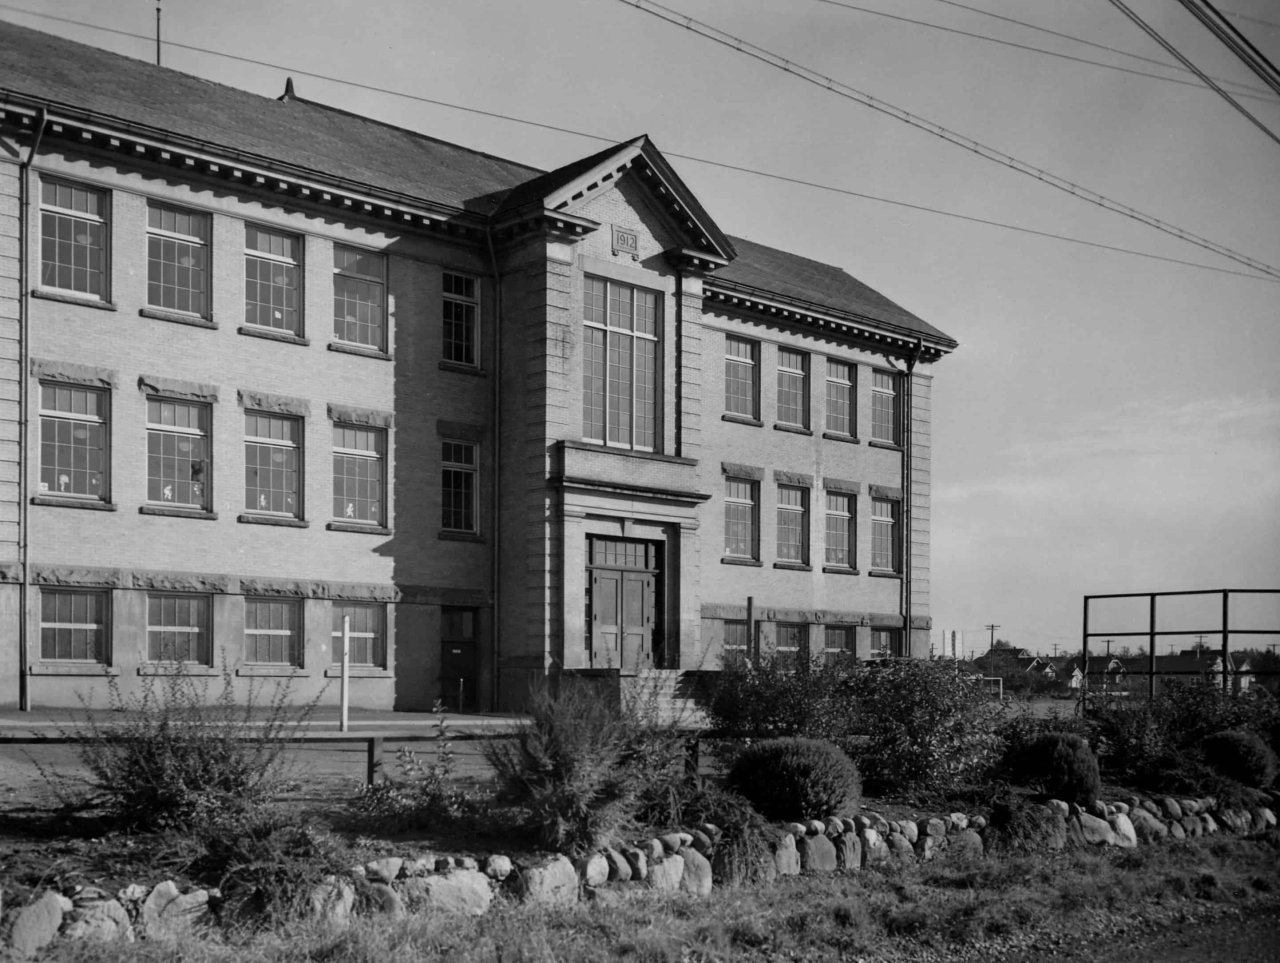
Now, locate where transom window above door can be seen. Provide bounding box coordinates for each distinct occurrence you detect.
[582,277,661,452]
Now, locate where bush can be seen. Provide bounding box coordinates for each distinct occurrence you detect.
[1009,732,1101,806]
[1201,729,1278,789]
[725,737,860,820]
[54,665,319,831]
[707,654,860,743]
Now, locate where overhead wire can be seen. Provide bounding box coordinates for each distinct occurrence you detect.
[0,3,1276,284]
[1218,9,1280,31]
[613,0,1280,280]
[1174,0,1280,97]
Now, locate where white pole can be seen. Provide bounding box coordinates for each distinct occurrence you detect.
[340,614,350,732]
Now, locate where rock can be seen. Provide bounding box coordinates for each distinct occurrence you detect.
[676,832,694,848]
[622,847,649,882]
[784,822,808,838]
[648,853,686,892]
[1168,820,1186,840]
[1087,800,1108,820]
[1128,807,1169,842]
[699,823,722,841]
[887,833,915,862]
[141,883,209,940]
[1140,799,1161,817]
[1045,799,1070,817]
[403,856,435,877]
[861,829,890,867]
[1181,815,1202,838]
[515,855,578,906]
[969,815,987,831]
[899,820,919,845]
[62,898,132,943]
[798,833,839,872]
[658,833,684,853]
[949,812,969,831]
[948,829,984,860]
[457,857,480,872]
[869,813,890,835]
[1201,813,1219,835]
[434,857,454,872]
[679,849,713,896]
[921,817,947,838]
[365,857,404,883]
[1179,798,1199,815]
[1111,802,1130,815]
[774,833,801,876]
[605,849,632,883]
[70,886,109,905]
[1108,813,1138,849]
[1256,808,1276,830]
[853,815,871,831]
[805,819,826,836]
[642,839,665,862]
[419,870,492,916]
[915,833,949,862]
[116,884,147,903]
[576,853,609,888]
[689,830,714,855]
[1077,812,1117,846]
[835,832,862,871]
[368,882,405,918]
[308,876,355,926]
[483,855,513,881]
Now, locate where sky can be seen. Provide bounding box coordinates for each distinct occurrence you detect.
[3,0,1278,659]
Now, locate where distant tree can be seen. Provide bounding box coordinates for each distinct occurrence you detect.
[992,638,1016,650]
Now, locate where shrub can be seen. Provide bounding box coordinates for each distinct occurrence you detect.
[1009,732,1101,806]
[985,794,1068,854]
[1201,729,1278,789]
[54,664,319,831]
[707,654,860,743]
[725,737,860,820]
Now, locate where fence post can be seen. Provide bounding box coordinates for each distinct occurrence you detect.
[1148,594,1156,704]
[1081,596,1090,720]
[1222,591,1231,695]
[366,736,383,785]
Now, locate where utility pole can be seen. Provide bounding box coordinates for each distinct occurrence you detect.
[156,1,162,66]
[1105,639,1112,657]
[985,624,1000,649]
[1052,642,1059,658]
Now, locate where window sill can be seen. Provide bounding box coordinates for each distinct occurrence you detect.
[439,530,484,543]
[140,505,217,521]
[822,432,861,445]
[560,440,697,467]
[823,566,860,576]
[327,521,391,535]
[773,561,812,572]
[438,360,485,377]
[721,557,762,567]
[721,413,762,427]
[773,424,813,436]
[141,307,216,329]
[29,663,118,676]
[31,495,116,511]
[32,289,117,311]
[238,514,309,528]
[868,440,903,452]
[868,570,902,579]
[138,664,218,676]
[331,338,386,356]
[329,342,391,361]
[239,325,309,346]
[236,666,307,677]
[323,666,392,679]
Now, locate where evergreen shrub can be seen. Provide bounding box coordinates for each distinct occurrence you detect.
[1201,729,1278,789]
[1009,731,1101,807]
[725,737,861,820]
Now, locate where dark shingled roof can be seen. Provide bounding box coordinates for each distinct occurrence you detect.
[0,19,954,347]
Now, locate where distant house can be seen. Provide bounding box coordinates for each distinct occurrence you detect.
[1063,651,1252,696]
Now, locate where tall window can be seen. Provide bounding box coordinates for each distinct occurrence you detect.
[244,413,301,517]
[825,491,854,568]
[723,619,750,666]
[825,360,854,436]
[332,425,384,525]
[40,179,107,297]
[824,625,856,665]
[39,383,108,501]
[443,272,478,366]
[441,441,477,533]
[723,478,758,560]
[245,597,301,665]
[147,594,210,664]
[724,336,758,418]
[776,348,808,427]
[871,370,900,443]
[331,602,385,667]
[147,203,209,316]
[776,485,809,563]
[582,277,659,450]
[871,497,901,572]
[40,589,108,662]
[776,622,808,670]
[245,225,301,334]
[147,398,210,509]
[333,245,385,349]
[872,628,907,659]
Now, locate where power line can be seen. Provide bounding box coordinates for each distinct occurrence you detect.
[1105,0,1280,146]
[2,4,1277,284]
[1175,0,1280,98]
[614,0,1280,280]
[1218,9,1280,31]
[812,0,1274,102]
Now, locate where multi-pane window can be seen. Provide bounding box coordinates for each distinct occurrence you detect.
[244,225,301,333]
[871,497,901,572]
[776,348,808,427]
[441,441,477,532]
[39,384,108,500]
[147,399,210,509]
[244,413,301,517]
[776,622,808,670]
[826,360,855,436]
[443,272,478,366]
[724,336,758,418]
[723,619,750,666]
[582,277,659,450]
[776,485,809,563]
[147,203,209,316]
[872,628,907,659]
[332,425,384,524]
[331,602,386,667]
[825,492,854,568]
[723,478,758,559]
[244,598,301,665]
[872,370,900,444]
[824,625,856,665]
[40,179,107,297]
[147,594,211,664]
[333,245,385,349]
[40,589,108,662]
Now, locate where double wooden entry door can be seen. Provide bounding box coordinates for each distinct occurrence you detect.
[586,537,660,671]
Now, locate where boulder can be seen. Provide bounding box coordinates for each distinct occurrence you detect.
[658,833,684,853]
[1045,799,1070,817]
[887,833,915,862]
[515,855,579,906]
[419,870,493,916]
[1140,799,1161,817]
[61,898,133,943]
[1128,807,1169,842]
[869,813,890,835]
[899,820,919,845]
[699,823,722,841]
[141,882,210,940]
[605,849,632,883]
[805,819,826,836]
[483,855,513,881]
[679,849,713,896]
[915,833,949,862]
[774,833,801,876]
[798,833,839,872]
[368,882,405,918]
[308,876,355,926]
[6,890,71,959]
[576,853,609,888]
[1077,812,1117,846]
[1111,802,1130,815]
[648,854,686,892]
[1178,798,1199,815]
[622,847,649,882]
[920,817,947,838]
[1087,800,1108,820]
[948,812,969,831]
[116,884,147,904]
[835,832,862,871]
[1256,808,1277,831]
[1201,813,1219,835]
[642,839,665,862]
[403,856,435,877]
[1107,813,1138,849]
[860,829,890,868]
[948,829,984,860]
[784,822,808,838]
[365,857,403,883]
[969,815,987,831]
[1181,815,1202,838]
[1168,820,1186,840]
[689,830,714,855]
